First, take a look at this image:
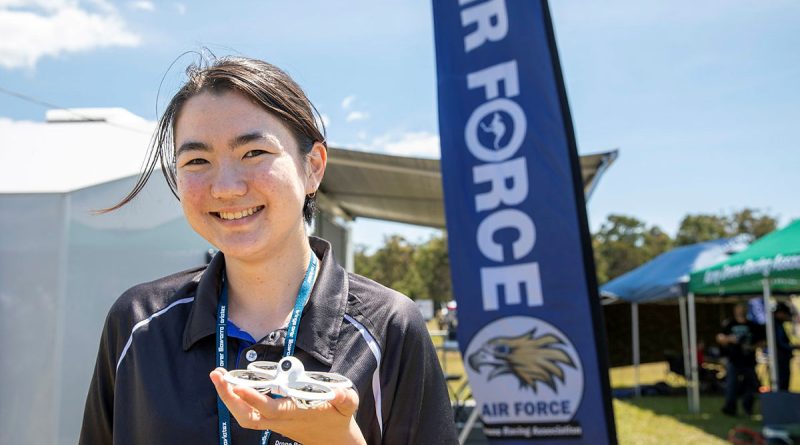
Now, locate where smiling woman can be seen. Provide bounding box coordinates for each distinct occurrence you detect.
[79,56,458,445]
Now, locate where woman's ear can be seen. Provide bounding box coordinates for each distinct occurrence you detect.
[305,142,327,194]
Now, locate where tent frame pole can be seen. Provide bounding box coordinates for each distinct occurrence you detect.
[764,278,777,391]
[679,296,692,410]
[632,303,640,398]
[688,292,700,413]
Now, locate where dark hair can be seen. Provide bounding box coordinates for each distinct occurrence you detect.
[102,55,327,224]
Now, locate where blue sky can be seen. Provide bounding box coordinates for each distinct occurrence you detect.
[1,0,798,250]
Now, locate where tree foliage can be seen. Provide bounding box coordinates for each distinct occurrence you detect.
[354,233,452,303]
[354,207,778,298]
[411,235,452,302]
[676,208,778,246]
[354,235,417,298]
[675,214,728,246]
[592,214,673,284]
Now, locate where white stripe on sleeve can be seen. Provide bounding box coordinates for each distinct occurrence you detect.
[344,314,384,436]
[116,297,195,372]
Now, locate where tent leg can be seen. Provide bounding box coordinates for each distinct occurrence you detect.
[764,279,777,391]
[632,303,640,398]
[688,292,700,413]
[679,296,691,411]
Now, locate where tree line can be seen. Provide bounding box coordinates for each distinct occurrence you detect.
[354,208,779,302]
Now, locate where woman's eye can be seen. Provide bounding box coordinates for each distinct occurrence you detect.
[243,149,268,158]
[184,158,208,166]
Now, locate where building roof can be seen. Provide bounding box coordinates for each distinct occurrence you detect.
[0,108,154,193]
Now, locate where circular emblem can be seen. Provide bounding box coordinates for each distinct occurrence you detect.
[464,316,583,424]
[245,350,258,362]
[477,110,512,151]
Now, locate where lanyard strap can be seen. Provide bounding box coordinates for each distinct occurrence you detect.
[217,253,319,445]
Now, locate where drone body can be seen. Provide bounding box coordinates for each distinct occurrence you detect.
[223,357,353,408]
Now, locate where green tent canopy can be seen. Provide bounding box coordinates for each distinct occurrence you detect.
[689,219,800,295]
[687,219,800,394]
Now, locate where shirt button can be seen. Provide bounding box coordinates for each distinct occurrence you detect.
[245,350,258,362]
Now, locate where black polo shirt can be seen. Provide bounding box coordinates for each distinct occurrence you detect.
[80,237,458,445]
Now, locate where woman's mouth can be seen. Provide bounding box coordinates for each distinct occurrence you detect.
[211,205,265,221]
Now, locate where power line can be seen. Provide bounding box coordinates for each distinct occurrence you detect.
[0,84,150,135]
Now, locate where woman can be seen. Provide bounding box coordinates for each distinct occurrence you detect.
[80,56,458,445]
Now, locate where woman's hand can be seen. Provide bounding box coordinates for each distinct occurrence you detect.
[210,368,367,445]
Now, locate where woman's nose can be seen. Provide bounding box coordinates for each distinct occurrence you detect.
[210,166,247,199]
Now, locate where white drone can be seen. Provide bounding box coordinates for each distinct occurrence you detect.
[223,356,353,408]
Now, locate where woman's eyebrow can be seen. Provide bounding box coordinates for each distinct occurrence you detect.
[230,132,272,150]
[176,141,210,157]
[176,132,280,157]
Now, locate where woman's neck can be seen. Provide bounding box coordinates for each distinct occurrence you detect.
[224,236,313,340]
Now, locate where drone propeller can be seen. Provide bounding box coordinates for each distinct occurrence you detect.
[247,361,279,377]
[223,369,276,394]
[304,372,353,389]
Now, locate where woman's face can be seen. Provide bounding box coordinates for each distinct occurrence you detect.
[174,90,323,262]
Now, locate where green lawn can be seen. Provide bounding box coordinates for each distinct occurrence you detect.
[611,362,766,443]
[616,396,762,444]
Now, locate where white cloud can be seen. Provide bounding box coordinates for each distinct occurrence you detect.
[0,0,140,69]
[174,2,185,15]
[373,131,440,158]
[345,111,369,123]
[128,0,154,12]
[340,95,355,110]
[0,0,67,11]
[319,113,330,128]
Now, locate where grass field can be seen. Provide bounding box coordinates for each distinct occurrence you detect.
[611,364,764,443]
[429,324,768,444]
[614,396,762,445]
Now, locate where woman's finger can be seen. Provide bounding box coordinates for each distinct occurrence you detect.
[209,369,264,424]
[231,385,293,419]
[329,387,359,417]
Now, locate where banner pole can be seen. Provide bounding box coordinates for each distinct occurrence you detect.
[458,408,480,445]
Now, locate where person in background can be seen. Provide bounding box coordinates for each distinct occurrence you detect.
[717,303,765,416]
[773,302,797,392]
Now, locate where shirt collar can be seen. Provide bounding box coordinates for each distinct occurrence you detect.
[182,236,348,366]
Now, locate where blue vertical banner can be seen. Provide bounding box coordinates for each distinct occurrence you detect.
[432,1,616,443]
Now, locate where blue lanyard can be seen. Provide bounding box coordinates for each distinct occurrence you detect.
[217,253,319,445]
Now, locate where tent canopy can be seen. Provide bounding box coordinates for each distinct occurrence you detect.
[689,220,800,296]
[320,147,618,228]
[601,236,749,304]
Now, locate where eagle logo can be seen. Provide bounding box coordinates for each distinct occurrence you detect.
[468,329,576,392]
